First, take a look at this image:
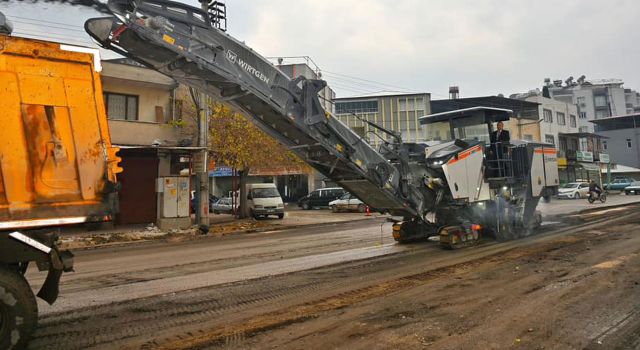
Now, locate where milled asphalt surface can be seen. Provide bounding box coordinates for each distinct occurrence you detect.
[27,194,640,316]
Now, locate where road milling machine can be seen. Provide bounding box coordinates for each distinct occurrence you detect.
[85,0,559,248]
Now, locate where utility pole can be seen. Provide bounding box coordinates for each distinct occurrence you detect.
[191,0,225,231]
[190,88,210,230]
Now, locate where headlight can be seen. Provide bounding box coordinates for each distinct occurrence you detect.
[277,203,284,208]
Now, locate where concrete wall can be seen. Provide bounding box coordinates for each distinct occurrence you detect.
[504,118,542,141]
[108,120,180,147]
[598,128,640,168]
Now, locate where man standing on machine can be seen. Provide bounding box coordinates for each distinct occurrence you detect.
[489,121,511,177]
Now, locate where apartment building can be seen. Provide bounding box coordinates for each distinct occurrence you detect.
[102,59,199,228]
[547,77,640,132]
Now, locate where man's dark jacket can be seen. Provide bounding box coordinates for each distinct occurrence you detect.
[490,129,510,143]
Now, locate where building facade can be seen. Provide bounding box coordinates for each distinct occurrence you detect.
[102,59,198,228]
[334,93,432,145]
[547,77,640,133]
[592,114,640,169]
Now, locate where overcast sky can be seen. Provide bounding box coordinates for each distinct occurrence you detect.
[2,0,639,99]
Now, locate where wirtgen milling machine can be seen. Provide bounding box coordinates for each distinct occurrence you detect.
[85,0,559,247]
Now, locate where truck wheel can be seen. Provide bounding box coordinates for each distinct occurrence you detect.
[277,213,284,219]
[0,267,38,350]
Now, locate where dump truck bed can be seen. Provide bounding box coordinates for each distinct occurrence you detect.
[0,34,120,230]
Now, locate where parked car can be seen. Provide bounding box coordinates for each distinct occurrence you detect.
[210,197,238,214]
[556,182,590,199]
[247,183,285,219]
[624,181,640,195]
[329,193,367,213]
[297,187,345,210]
[604,177,634,192]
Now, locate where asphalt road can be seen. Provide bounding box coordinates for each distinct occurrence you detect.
[28,218,400,315]
[23,197,640,349]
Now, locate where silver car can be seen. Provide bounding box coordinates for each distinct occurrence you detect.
[210,197,238,214]
[624,181,640,195]
[328,193,367,213]
[556,182,590,199]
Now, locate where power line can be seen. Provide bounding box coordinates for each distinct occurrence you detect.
[7,14,85,29]
[12,31,95,46]
[10,19,87,33]
[322,70,419,93]
[324,74,415,94]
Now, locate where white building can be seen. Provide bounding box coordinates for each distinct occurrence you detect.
[521,94,580,148]
[546,77,640,132]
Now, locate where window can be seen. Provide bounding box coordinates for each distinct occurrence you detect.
[545,134,555,145]
[577,96,586,107]
[627,138,633,149]
[398,99,407,112]
[398,97,423,112]
[104,92,139,120]
[603,141,607,150]
[557,112,566,125]
[579,126,589,133]
[543,109,553,123]
[595,110,609,119]
[570,114,577,127]
[335,100,378,114]
[594,95,607,107]
[579,112,587,119]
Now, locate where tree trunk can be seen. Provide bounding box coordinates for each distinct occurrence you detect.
[238,168,249,219]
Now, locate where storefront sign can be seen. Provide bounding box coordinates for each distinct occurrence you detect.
[576,151,593,163]
[209,166,234,177]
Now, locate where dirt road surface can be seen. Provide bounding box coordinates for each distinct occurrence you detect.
[26,203,640,349]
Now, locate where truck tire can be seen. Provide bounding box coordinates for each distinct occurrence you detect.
[0,267,38,350]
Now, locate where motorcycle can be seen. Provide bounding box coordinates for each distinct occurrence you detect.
[587,191,607,204]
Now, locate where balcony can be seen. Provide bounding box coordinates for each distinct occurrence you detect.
[559,149,607,163]
[108,120,182,147]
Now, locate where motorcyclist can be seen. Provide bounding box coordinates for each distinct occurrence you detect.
[589,180,602,199]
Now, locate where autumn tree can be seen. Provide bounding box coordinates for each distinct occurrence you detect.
[175,87,309,218]
[207,102,309,218]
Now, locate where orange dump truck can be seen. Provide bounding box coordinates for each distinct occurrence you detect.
[0,24,121,348]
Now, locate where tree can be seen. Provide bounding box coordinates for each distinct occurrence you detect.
[207,102,309,218]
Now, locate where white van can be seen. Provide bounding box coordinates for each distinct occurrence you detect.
[247,183,285,219]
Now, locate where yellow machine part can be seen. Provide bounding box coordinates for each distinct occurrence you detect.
[0,34,120,228]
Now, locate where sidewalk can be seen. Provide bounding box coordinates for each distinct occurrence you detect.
[538,191,640,216]
[57,205,380,250]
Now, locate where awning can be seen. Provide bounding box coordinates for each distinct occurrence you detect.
[579,162,601,171]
